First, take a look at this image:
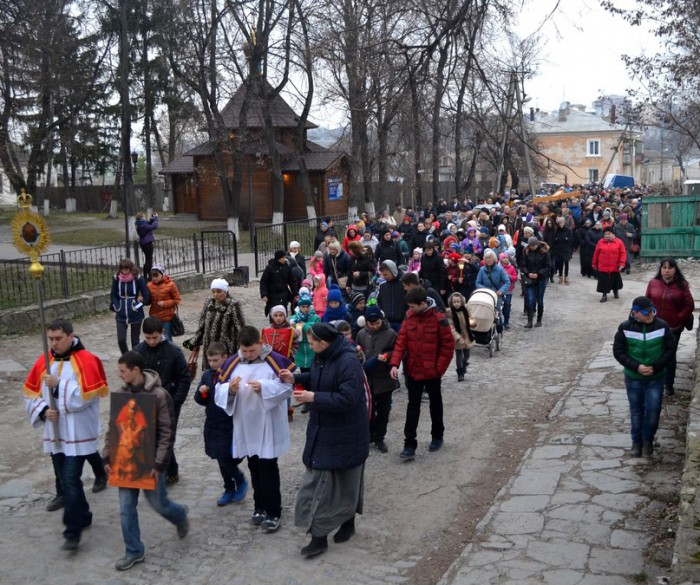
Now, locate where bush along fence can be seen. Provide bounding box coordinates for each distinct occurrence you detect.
[0,231,238,310]
[254,215,348,274]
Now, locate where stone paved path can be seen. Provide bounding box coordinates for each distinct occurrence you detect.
[438,329,697,585]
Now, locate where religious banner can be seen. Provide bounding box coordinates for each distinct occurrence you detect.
[107,393,157,490]
[328,177,343,201]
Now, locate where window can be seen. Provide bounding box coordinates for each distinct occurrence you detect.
[587,139,601,157]
[588,169,599,183]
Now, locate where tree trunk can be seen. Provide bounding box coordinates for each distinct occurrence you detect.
[409,72,423,210]
[119,0,135,243]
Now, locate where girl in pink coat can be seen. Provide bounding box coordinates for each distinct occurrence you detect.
[312,273,328,319]
[309,251,324,280]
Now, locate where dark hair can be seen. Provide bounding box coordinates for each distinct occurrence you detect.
[239,325,261,347]
[142,316,163,334]
[46,319,73,335]
[654,257,688,290]
[118,258,138,276]
[206,341,228,357]
[405,287,428,305]
[118,350,145,371]
[400,272,420,286]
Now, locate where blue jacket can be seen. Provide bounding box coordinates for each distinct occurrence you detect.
[294,336,369,470]
[193,368,233,460]
[136,216,158,246]
[110,276,151,324]
[476,263,510,296]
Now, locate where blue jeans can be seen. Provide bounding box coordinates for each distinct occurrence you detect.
[525,279,547,318]
[161,321,173,342]
[52,453,92,541]
[625,376,664,444]
[119,473,187,557]
[502,294,512,326]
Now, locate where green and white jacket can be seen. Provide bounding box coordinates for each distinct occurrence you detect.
[613,315,674,380]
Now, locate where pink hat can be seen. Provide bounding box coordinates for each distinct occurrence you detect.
[498,252,509,261]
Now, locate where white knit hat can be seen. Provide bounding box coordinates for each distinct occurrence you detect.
[210,278,229,292]
[270,305,287,316]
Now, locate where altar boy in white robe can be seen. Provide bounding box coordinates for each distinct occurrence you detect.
[215,325,294,532]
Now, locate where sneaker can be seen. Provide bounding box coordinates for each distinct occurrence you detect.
[251,509,266,526]
[399,447,416,461]
[374,440,388,453]
[261,515,281,532]
[115,552,146,571]
[217,490,237,506]
[46,495,64,512]
[92,477,108,494]
[176,506,189,539]
[166,474,179,487]
[428,439,443,452]
[232,479,249,503]
[61,538,80,551]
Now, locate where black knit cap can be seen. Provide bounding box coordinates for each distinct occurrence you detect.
[274,250,286,260]
[310,322,339,342]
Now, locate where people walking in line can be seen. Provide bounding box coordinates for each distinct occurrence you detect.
[613,296,674,458]
[390,287,455,460]
[111,258,150,354]
[279,322,369,558]
[135,211,158,280]
[645,258,695,396]
[147,263,181,342]
[105,351,190,571]
[23,319,109,550]
[134,317,191,486]
[189,278,246,371]
[592,226,627,303]
[193,342,248,506]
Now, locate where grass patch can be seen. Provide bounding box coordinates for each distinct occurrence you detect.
[51,228,125,246]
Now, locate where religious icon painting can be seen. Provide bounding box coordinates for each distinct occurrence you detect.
[107,393,157,490]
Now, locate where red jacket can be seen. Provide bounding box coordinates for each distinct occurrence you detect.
[390,306,455,380]
[645,278,694,330]
[592,237,626,273]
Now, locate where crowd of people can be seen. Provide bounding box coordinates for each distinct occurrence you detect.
[22,188,696,570]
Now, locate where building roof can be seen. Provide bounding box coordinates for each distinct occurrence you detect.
[220,79,317,130]
[281,151,347,172]
[529,105,628,135]
[159,155,194,175]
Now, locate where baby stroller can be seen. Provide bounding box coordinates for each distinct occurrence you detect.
[466,288,503,357]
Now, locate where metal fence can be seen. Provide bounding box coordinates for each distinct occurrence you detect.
[253,215,348,274]
[0,231,238,310]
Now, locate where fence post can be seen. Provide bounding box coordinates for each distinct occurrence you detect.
[194,233,201,273]
[60,250,70,298]
[254,231,259,274]
[132,242,140,265]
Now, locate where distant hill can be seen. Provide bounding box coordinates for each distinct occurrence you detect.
[308,126,345,148]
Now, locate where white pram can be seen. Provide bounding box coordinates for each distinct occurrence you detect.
[466,288,503,357]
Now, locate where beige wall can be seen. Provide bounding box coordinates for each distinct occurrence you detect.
[534,131,627,185]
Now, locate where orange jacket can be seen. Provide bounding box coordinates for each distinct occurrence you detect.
[147,276,181,323]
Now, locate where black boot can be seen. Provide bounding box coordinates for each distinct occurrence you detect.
[600,293,607,303]
[301,535,328,558]
[642,441,654,457]
[535,311,543,327]
[525,312,533,329]
[613,290,619,299]
[457,368,465,382]
[334,517,356,543]
[630,442,642,457]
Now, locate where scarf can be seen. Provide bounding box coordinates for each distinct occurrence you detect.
[118,272,135,283]
[450,305,469,334]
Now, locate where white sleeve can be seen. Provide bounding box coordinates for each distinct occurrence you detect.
[258,379,293,412]
[26,394,49,429]
[214,382,235,415]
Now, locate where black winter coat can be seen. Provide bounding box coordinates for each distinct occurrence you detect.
[356,322,397,395]
[295,336,370,470]
[550,226,574,261]
[419,252,447,291]
[376,275,407,323]
[409,230,429,251]
[193,369,233,459]
[347,253,375,289]
[133,338,191,406]
[260,258,296,302]
[376,238,404,266]
[520,242,551,281]
[323,250,351,287]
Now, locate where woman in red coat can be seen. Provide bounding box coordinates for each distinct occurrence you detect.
[592,227,627,302]
[645,258,695,395]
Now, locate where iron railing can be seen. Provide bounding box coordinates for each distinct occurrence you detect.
[254,215,348,273]
[0,231,238,310]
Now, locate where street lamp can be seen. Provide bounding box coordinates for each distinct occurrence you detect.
[123,151,139,258]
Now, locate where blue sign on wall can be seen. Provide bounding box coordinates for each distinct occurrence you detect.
[328,177,343,201]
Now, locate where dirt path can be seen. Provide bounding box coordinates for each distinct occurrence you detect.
[0,260,673,584]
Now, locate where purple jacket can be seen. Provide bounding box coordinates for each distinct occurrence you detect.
[136,216,158,246]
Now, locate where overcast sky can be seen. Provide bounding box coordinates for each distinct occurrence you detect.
[516,0,656,113]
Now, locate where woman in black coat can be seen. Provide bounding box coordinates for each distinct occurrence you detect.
[575,219,591,276]
[419,242,447,296]
[583,222,604,278]
[550,217,574,284]
[281,323,369,558]
[376,229,404,267]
